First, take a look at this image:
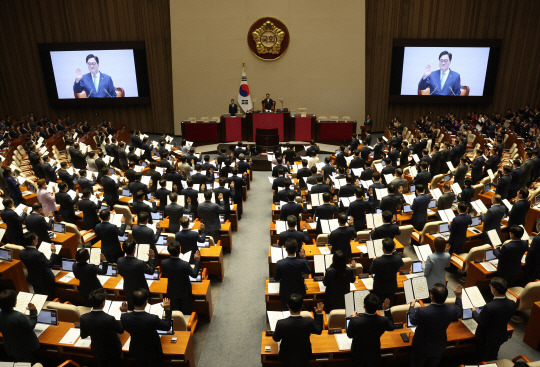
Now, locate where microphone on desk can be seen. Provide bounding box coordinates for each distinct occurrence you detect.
[429,86,439,95]
[103,89,113,98]
[87,89,94,98]
[449,86,457,96]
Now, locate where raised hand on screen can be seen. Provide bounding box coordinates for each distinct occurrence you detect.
[75,68,83,82]
[423,65,432,79]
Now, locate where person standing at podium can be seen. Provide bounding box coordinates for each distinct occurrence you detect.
[262,93,274,112]
[229,99,238,116]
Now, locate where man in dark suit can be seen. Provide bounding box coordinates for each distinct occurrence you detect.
[128,173,149,196]
[117,239,157,310]
[493,225,528,285]
[381,158,396,180]
[132,211,162,255]
[227,167,246,219]
[470,149,486,184]
[418,51,461,95]
[507,188,530,228]
[409,283,463,367]
[360,161,375,181]
[314,192,339,233]
[77,169,96,193]
[73,54,116,98]
[370,238,403,305]
[161,241,201,314]
[448,202,472,256]
[20,232,59,299]
[80,289,124,367]
[228,99,238,116]
[399,141,411,168]
[262,93,274,111]
[482,194,508,246]
[436,183,455,211]
[347,294,395,367]
[175,217,206,261]
[278,215,311,251]
[472,277,516,362]
[165,192,192,233]
[100,168,121,208]
[25,202,53,245]
[483,148,499,177]
[154,179,171,211]
[321,157,336,179]
[380,183,403,214]
[40,156,58,183]
[296,160,311,188]
[78,189,100,230]
[348,150,364,169]
[452,157,469,188]
[95,209,126,263]
[337,175,357,198]
[213,177,232,220]
[495,165,512,199]
[198,190,225,243]
[272,294,324,367]
[411,184,431,231]
[310,174,332,194]
[0,289,41,362]
[58,161,77,190]
[388,145,400,167]
[525,219,540,282]
[508,160,523,199]
[413,161,432,189]
[347,187,371,231]
[120,289,172,366]
[55,182,78,223]
[371,210,401,240]
[430,145,443,176]
[279,191,306,224]
[1,198,28,246]
[373,137,385,160]
[132,190,157,224]
[521,150,535,188]
[70,143,88,170]
[328,213,356,260]
[274,239,312,310]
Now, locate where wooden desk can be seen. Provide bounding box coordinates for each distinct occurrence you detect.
[0,259,29,291]
[524,301,540,349]
[54,271,214,321]
[158,219,233,253]
[52,232,79,259]
[465,259,526,288]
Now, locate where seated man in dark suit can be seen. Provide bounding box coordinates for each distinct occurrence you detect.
[409,283,463,367]
[132,211,162,256]
[472,277,516,362]
[95,209,127,263]
[370,238,403,306]
[493,225,528,285]
[165,192,192,233]
[272,294,324,367]
[80,289,124,366]
[20,232,60,299]
[0,289,40,363]
[117,239,157,310]
[371,210,401,240]
[482,194,508,246]
[507,188,530,228]
[347,187,372,231]
[278,215,311,252]
[495,165,512,199]
[347,294,394,367]
[328,213,356,260]
[25,202,53,246]
[411,184,431,231]
[436,183,455,211]
[120,289,172,366]
[160,241,201,314]
[274,239,312,310]
[279,191,307,225]
[175,217,206,262]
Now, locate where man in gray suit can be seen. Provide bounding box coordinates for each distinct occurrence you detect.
[482,194,508,246]
[164,192,192,233]
[436,183,455,211]
[0,289,40,362]
[197,190,225,243]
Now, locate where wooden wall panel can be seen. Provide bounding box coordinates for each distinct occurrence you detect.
[366,0,540,131]
[0,0,173,133]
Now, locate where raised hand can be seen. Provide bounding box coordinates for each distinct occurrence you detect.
[423,65,432,79]
[121,215,126,224]
[194,250,201,261]
[162,297,171,310]
[148,249,155,259]
[299,248,306,258]
[119,301,129,313]
[100,253,107,262]
[186,197,191,204]
[314,302,324,314]
[382,298,391,310]
[350,260,357,269]
[51,243,57,254]
[454,284,463,298]
[75,68,83,82]
[27,303,37,311]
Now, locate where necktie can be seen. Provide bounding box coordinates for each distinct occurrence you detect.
[440,71,446,89]
[93,75,99,92]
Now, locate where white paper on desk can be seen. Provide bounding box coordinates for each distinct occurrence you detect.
[357,244,368,254]
[275,220,287,234]
[318,281,327,292]
[405,273,424,279]
[306,222,316,230]
[115,278,124,290]
[156,245,168,254]
[59,328,80,345]
[96,275,110,286]
[487,229,501,247]
[122,337,131,351]
[267,282,280,294]
[479,261,497,272]
[361,277,374,290]
[74,336,92,348]
[58,272,75,283]
[318,247,331,255]
[89,248,101,266]
[51,269,61,276]
[335,333,353,351]
[33,323,50,338]
[350,283,357,291]
[146,279,154,288]
[461,318,479,335]
[271,247,286,263]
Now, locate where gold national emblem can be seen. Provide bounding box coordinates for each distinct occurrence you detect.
[247,17,290,61]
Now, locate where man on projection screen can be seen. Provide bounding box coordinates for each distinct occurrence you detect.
[418,51,461,96]
[73,54,116,98]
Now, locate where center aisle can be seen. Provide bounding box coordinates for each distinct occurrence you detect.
[197,171,271,366]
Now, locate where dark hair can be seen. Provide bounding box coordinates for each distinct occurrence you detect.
[88,289,107,309]
[509,225,524,239]
[457,201,468,213]
[180,216,190,228]
[518,188,528,198]
[337,212,347,225]
[99,209,110,221]
[493,194,502,204]
[464,178,472,187]
[284,238,298,255]
[0,289,17,310]
[322,192,331,203]
[204,190,212,200]
[330,250,347,276]
[32,202,43,211]
[363,293,379,314]
[287,293,303,313]
[430,283,448,304]
[23,232,37,247]
[132,288,149,307]
[58,182,68,191]
[123,239,136,255]
[76,248,90,263]
[382,238,395,253]
[81,189,91,198]
[416,184,424,193]
[86,54,99,64]
[490,277,508,295]
[382,210,393,223]
[287,191,296,201]
[433,237,446,253]
[168,241,181,257]
[438,51,452,61]
[138,211,150,223]
[3,198,13,208]
[286,215,297,228]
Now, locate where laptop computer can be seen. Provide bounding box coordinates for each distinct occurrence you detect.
[439,223,450,234]
[403,205,412,213]
[189,269,203,282]
[62,259,75,272]
[444,174,451,181]
[156,235,168,245]
[428,200,436,209]
[105,264,117,277]
[122,189,131,197]
[471,216,481,227]
[411,261,423,274]
[37,309,58,326]
[144,267,160,280]
[183,214,194,222]
[151,211,163,221]
[485,249,497,261]
[53,222,66,234]
[0,248,13,261]
[484,184,492,193]
[157,320,174,335]
[118,235,128,242]
[219,214,225,224]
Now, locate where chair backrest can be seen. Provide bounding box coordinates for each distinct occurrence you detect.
[396,225,414,248]
[61,221,82,246]
[211,117,220,122]
[188,117,197,123]
[327,309,346,329]
[355,230,370,242]
[472,184,483,199]
[426,139,432,152]
[528,187,540,202]
[329,116,339,122]
[171,311,188,331]
[113,205,133,226]
[419,221,442,243]
[298,108,307,117]
[463,244,492,272]
[46,302,81,323]
[399,257,412,272]
[316,234,328,245]
[390,303,421,323]
[299,311,313,318]
[342,116,351,121]
[517,281,540,311]
[430,174,444,188]
[201,117,210,123]
[318,116,328,122]
[2,244,24,260]
[467,133,476,145]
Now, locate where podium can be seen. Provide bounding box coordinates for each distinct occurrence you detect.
[255,128,279,149]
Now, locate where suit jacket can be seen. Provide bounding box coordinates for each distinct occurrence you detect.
[165,202,191,233]
[278,229,310,249]
[453,164,468,188]
[473,297,516,346]
[41,162,57,183]
[274,256,312,308]
[370,253,403,295]
[70,149,87,170]
[175,229,206,262]
[279,202,306,221]
[310,183,332,194]
[0,309,40,360]
[347,310,395,364]
[1,208,27,246]
[58,169,77,190]
[101,175,120,206]
[471,156,486,183]
[410,299,462,357]
[154,188,171,211]
[20,246,59,297]
[424,252,451,289]
[347,199,371,231]
[26,212,52,245]
[6,176,23,206]
[373,143,384,160]
[95,221,126,262]
[128,181,148,196]
[272,313,323,367]
[322,267,356,312]
[328,226,356,259]
[73,261,108,301]
[380,194,402,214]
[132,224,161,255]
[80,310,123,362]
[229,103,238,116]
[482,204,508,243]
[78,198,99,230]
[161,257,200,299]
[117,256,157,298]
[525,236,540,281]
[418,69,461,96]
[448,213,472,253]
[197,200,224,231]
[411,193,431,225]
[120,309,172,362]
[132,201,156,223]
[371,223,401,240]
[430,151,443,176]
[507,199,530,228]
[494,240,528,283]
[213,186,232,219]
[495,173,512,199]
[437,192,455,211]
[314,203,339,232]
[73,72,116,98]
[413,170,432,188]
